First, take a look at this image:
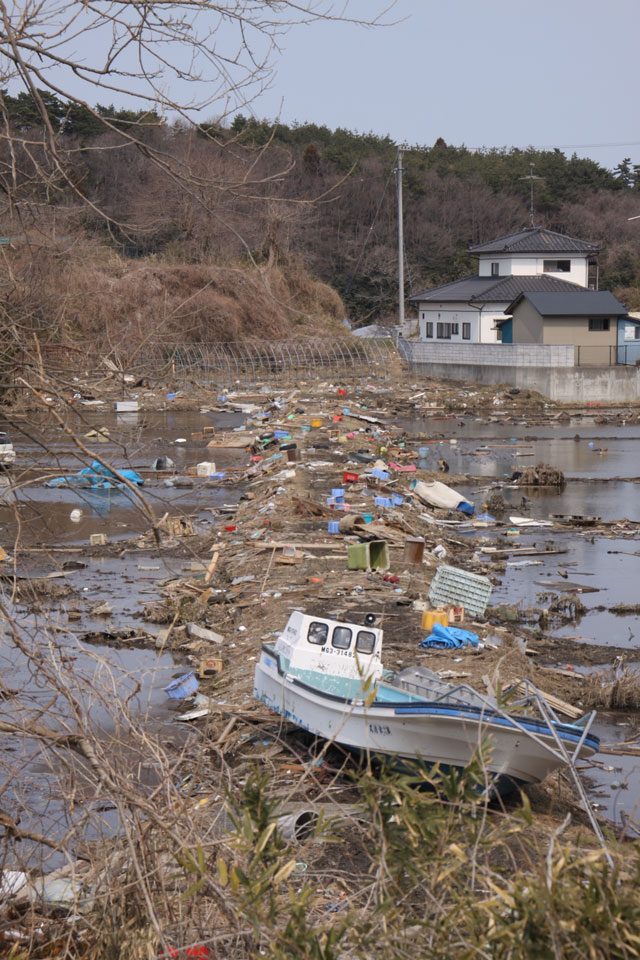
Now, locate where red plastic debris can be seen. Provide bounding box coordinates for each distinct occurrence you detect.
[338,388,347,396]
[343,471,359,484]
[163,946,211,958]
[383,574,400,584]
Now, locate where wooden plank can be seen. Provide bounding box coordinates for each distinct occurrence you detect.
[206,437,253,449]
[510,681,583,720]
[480,547,567,557]
[250,540,342,551]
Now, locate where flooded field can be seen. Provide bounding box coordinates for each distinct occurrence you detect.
[0,409,247,866]
[2,392,640,868]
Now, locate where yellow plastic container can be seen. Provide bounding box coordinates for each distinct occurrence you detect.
[310,418,323,428]
[421,609,449,632]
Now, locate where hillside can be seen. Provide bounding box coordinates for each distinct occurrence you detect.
[1,94,640,347]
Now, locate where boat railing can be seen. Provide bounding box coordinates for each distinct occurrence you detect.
[508,680,612,868]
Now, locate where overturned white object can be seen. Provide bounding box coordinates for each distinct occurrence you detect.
[509,516,554,527]
[413,480,472,512]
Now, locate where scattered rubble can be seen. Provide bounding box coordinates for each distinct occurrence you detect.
[3,372,640,834]
[516,463,566,486]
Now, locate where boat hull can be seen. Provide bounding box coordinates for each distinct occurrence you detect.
[254,651,598,789]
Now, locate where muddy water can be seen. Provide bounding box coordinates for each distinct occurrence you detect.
[401,413,640,481]
[424,414,640,823]
[0,409,246,866]
[3,405,640,838]
[2,409,247,545]
[581,709,640,827]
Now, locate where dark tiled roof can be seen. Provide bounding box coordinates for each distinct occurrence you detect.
[468,227,599,255]
[409,274,586,304]
[507,291,628,317]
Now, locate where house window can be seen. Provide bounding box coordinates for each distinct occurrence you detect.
[451,323,459,335]
[543,259,571,273]
[462,323,471,340]
[624,324,640,341]
[437,323,452,339]
[426,322,433,338]
[491,262,499,276]
[588,318,610,331]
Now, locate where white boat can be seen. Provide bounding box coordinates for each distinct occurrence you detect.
[254,611,599,793]
[0,432,15,466]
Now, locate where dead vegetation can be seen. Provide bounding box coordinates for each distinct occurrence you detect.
[583,660,640,709]
[517,463,566,486]
[1,242,346,358]
[1,370,640,957]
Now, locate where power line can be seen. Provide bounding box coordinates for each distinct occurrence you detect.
[470,140,640,152]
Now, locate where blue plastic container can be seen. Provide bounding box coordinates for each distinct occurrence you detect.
[331,488,345,498]
[374,496,392,508]
[165,672,199,699]
[392,495,404,506]
[274,430,291,440]
[371,469,390,481]
[328,521,340,534]
[362,513,373,523]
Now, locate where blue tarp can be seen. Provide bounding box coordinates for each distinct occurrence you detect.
[45,460,144,489]
[419,623,480,650]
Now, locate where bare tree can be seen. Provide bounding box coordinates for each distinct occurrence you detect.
[0,1,394,217]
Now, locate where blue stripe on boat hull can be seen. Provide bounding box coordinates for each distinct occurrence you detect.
[393,704,599,751]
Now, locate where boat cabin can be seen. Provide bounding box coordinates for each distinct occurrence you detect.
[273,610,384,694]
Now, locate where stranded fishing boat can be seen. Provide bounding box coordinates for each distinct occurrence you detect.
[254,611,599,793]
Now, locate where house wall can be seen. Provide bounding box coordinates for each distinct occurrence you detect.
[510,301,545,343]
[618,318,640,364]
[417,302,507,344]
[417,304,476,341]
[480,311,506,343]
[541,317,617,348]
[477,254,588,287]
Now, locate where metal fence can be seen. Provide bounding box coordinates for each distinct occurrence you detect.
[575,344,640,367]
[26,338,397,386]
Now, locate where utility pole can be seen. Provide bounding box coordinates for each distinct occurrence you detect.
[396,146,405,324]
[519,162,543,227]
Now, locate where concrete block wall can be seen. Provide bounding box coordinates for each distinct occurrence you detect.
[398,342,640,403]
[397,340,574,368]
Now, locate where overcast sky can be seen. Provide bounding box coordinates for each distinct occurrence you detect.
[243,0,640,172]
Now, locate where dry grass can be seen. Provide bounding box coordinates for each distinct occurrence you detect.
[0,238,347,355]
[582,660,640,709]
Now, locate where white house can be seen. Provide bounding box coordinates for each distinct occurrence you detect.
[409,227,599,344]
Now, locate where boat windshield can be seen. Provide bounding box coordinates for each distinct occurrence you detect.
[332,626,352,649]
[356,631,375,654]
[307,622,328,645]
